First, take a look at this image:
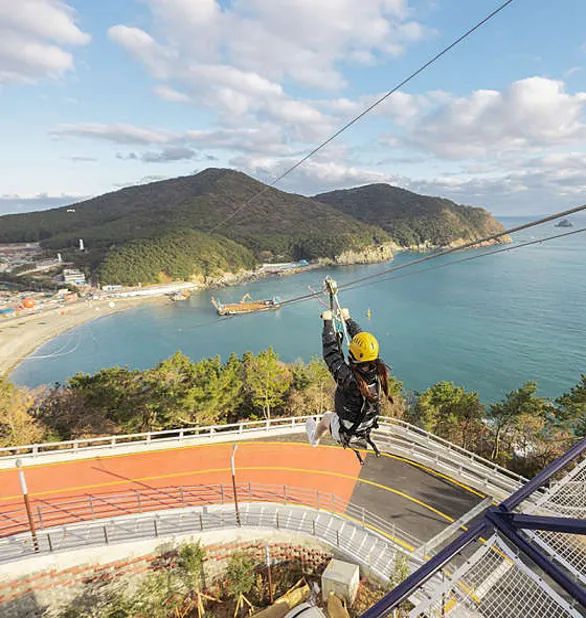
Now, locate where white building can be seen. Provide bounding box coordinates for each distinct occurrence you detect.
[62,268,87,286]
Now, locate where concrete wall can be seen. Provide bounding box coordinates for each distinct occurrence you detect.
[0,529,339,618]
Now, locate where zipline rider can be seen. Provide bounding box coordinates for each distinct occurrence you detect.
[306,307,394,462]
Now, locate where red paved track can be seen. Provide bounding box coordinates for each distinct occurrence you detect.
[0,442,362,535]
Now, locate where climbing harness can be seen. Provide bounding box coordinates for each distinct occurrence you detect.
[323,276,382,466]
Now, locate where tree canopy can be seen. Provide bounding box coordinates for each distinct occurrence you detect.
[3,351,584,479]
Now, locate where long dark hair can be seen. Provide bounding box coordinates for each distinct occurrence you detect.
[351,358,394,404]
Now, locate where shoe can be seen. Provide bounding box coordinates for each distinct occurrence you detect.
[306,417,318,447]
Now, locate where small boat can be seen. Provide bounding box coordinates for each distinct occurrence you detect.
[555,219,573,228]
[211,294,281,316]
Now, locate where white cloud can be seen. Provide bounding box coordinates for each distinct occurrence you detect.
[66,156,98,162]
[232,151,398,195]
[0,0,90,84]
[402,151,586,213]
[113,175,170,189]
[109,24,333,140]
[108,25,173,80]
[51,122,296,157]
[407,77,586,159]
[186,126,293,155]
[130,0,425,90]
[154,85,190,102]
[323,90,432,124]
[118,147,198,163]
[50,123,179,145]
[107,0,428,155]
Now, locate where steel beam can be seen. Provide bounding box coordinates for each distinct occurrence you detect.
[486,510,586,610]
[359,520,491,618]
[501,437,586,511]
[502,512,586,534]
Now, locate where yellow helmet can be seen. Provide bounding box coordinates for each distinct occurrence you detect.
[349,332,379,362]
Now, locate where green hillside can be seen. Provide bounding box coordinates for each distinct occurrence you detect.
[314,184,507,246]
[97,229,257,286]
[0,169,386,264]
[0,169,507,285]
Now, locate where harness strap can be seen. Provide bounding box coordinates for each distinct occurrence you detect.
[343,378,381,439]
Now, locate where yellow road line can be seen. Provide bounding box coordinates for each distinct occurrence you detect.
[0,465,456,524]
[0,439,486,499]
[376,451,487,499]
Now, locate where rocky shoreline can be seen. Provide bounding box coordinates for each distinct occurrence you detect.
[204,234,511,289]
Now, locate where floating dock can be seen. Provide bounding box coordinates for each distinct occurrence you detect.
[211,294,281,316]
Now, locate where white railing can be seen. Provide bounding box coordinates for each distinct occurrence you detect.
[0,483,424,578]
[0,416,528,500]
[0,416,309,460]
[0,482,421,550]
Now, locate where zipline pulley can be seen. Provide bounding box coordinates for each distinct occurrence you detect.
[324,276,349,353]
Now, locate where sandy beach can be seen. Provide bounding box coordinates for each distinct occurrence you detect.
[0,261,328,381]
[0,296,166,379]
[0,250,395,381]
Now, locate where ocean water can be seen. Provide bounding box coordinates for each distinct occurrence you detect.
[11,216,586,403]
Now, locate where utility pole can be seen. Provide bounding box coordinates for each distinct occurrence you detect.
[231,444,241,527]
[16,459,39,552]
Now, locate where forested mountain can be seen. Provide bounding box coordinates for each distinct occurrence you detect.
[0,169,506,285]
[314,184,507,246]
[0,169,386,267]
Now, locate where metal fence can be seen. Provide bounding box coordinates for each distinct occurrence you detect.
[522,457,586,588]
[407,533,582,618]
[359,437,586,618]
[0,483,423,567]
[0,415,528,500]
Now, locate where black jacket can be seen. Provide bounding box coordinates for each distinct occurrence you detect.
[322,318,381,440]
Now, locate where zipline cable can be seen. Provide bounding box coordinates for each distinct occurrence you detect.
[207,0,518,234]
[341,226,586,294]
[337,203,586,291]
[182,221,586,332]
[277,204,586,306]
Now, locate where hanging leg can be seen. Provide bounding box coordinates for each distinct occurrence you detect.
[306,412,334,447]
[366,436,382,458]
[353,449,365,466]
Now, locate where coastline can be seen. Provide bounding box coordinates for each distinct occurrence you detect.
[0,296,166,379]
[3,234,509,380]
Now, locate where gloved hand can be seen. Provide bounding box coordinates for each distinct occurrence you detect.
[340,308,350,321]
[321,310,333,320]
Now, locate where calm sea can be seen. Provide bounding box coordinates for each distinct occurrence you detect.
[11,216,586,403]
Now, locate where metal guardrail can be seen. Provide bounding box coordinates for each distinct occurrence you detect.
[0,484,423,576]
[360,436,586,618]
[372,428,528,501]
[0,482,421,549]
[0,416,308,459]
[0,416,527,500]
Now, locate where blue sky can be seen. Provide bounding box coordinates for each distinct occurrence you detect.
[1,0,586,216]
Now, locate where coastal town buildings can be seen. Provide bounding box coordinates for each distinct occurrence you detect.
[0,242,42,273]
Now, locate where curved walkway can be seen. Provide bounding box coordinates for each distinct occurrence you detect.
[0,441,484,543]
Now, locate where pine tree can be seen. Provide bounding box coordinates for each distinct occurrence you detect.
[244,348,292,420]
